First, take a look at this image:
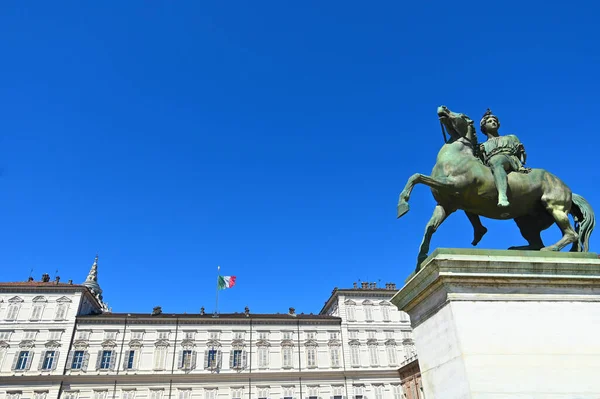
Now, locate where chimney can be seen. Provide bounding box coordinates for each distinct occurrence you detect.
[390,283,397,290]
[55,276,61,284]
[353,282,358,289]
[289,307,296,316]
[244,306,250,317]
[361,282,368,289]
[67,279,73,285]
[372,282,377,289]
[200,307,205,315]
[41,273,50,283]
[27,276,34,282]
[152,306,162,316]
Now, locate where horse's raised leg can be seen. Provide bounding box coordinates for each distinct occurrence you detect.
[415,204,452,272]
[398,173,457,218]
[541,204,579,252]
[465,212,488,246]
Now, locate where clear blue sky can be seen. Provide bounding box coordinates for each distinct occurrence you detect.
[1,2,599,314]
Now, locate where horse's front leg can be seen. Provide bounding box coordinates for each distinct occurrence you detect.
[416,204,453,272]
[398,173,458,218]
[465,212,488,246]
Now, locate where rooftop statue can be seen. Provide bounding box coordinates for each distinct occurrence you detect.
[397,105,595,272]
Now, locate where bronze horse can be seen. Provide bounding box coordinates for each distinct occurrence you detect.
[397,105,595,271]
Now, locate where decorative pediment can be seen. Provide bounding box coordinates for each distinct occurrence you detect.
[56,296,72,303]
[348,339,360,346]
[379,301,392,306]
[180,339,195,349]
[231,339,245,348]
[362,299,373,305]
[8,296,24,303]
[344,299,356,305]
[129,339,143,349]
[206,339,221,347]
[367,338,378,346]
[256,339,270,347]
[33,296,48,303]
[45,340,62,348]
[281,339,294,347]
[0,340,9,348]
[101,339,118,348]
[19,340,35,348]
[154,339,170,348]
[384,339,397,346]
[73,340,89,349]
[328,339,341,346]
[402,337,414,345]
[304,339,318,347]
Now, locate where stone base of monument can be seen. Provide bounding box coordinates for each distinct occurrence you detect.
[391,248,600,399]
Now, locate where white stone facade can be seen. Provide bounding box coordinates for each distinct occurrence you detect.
[1,270,412,399]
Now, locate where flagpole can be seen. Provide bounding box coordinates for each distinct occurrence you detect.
[215,265,220,315]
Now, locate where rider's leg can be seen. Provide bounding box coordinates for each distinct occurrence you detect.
[489,157,510,207]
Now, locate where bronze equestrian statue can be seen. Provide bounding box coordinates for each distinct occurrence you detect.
[397,105,595,272]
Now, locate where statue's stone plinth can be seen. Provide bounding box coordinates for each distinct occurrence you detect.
[391,248,600,399]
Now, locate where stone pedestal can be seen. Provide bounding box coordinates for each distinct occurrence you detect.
[391,248,600,399]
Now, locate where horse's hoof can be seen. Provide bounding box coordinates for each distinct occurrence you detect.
[540,246,559,252]
[397,202,410,218]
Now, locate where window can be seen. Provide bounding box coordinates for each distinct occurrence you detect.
[282,346,293,368]
[384,331,394,340]
[14,350,31,370]
[350,345,360,367]
[257,387,269,399]
[382,306,391,321]
[205,389,217,399]
[98,350,114,370]
[6,304,20,321]
[179,349,195,369]
[282,331,293,340]
[55,303,68,320]
[354,385,364,399]
[306,347,317,368]
[178,390,191,399]
[392,385,402,399]
[209,331,220,340]
[369,345,379,366]
[71,350,86,369]
[124,350,136,370]
[283,386,294,399]
[153,347,167,370]
[329,332,338,340]
[149,390,163,399]
[231,349,244,368]
[63,392,78,399]
[0,330,12,340]
[205,349,220,369]
[34,392,48,399]
[104,331,118,340]
[122,391,136,399]
[231,388,243,399]
[367,330,376,339]
[31,304,44,321]
[401,330,412,340]
[41,350,57,370]
[49,330,63,340]
[24,330,38,340]
[93,391,108,399]
[332,386,344,399]
[158,331,170,340]
[76,331,90,340]
[131,331,144,340]
[307,386,319,399]
[387,346,398,366]
[233,331,244,340]
[330,346,340,367]
[258,346,268,368]
[347,304,356,321]
[258,332,268,340]
[364,306,373,322]
[374,385,383,399]
[348,330,358,339]
[7,393,22,399]
[305,332,316,340]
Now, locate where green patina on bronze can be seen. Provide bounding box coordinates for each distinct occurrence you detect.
[398,105,596,272]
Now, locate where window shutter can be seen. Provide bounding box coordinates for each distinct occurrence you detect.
[123,350,131,370]
[11,352,20,370]
[109,350,116,370]
[38,350,47,370]
[217,350,222,368]
[229,350,234,368]
[83,351,90,370]
[203,350,209,369]
[96,350,103,370]
[191,351,197,370]
[177,350,183,369]
[52,351,60,370]
[133,350,139,371]
[25,351,33,370]
[66,351,74,370]
[242,350,248,369]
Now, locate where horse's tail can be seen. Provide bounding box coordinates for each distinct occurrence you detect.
[569,193,595,252]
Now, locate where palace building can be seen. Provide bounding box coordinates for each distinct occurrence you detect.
[0,257,419,399]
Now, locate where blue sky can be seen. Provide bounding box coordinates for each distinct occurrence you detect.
[1,2,599,314]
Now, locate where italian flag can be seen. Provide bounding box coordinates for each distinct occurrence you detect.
[218,275,236,290]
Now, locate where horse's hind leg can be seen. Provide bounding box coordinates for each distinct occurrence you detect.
[416,204,452,272]
[509,215,545,250]
[541,202,579,252]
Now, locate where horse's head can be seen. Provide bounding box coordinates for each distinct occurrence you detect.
[437,105,475,140]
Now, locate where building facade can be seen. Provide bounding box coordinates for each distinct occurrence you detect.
[0,258,417,399]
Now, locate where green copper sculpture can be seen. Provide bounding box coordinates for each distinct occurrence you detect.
[398,105,595,272]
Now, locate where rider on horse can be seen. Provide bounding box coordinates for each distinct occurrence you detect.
[479,108,530,208]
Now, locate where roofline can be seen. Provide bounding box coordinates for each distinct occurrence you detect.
[319,288,398,315]
[0,282,103,310]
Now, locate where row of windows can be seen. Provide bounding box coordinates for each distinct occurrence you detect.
[5,349,60,371]
[0,330,64,341]
[73,330,343,342]
[2,303,70,322]
[346,304,392,322]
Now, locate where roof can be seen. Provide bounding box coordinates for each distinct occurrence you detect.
[319,286,398,315]
[0,281,85,288]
